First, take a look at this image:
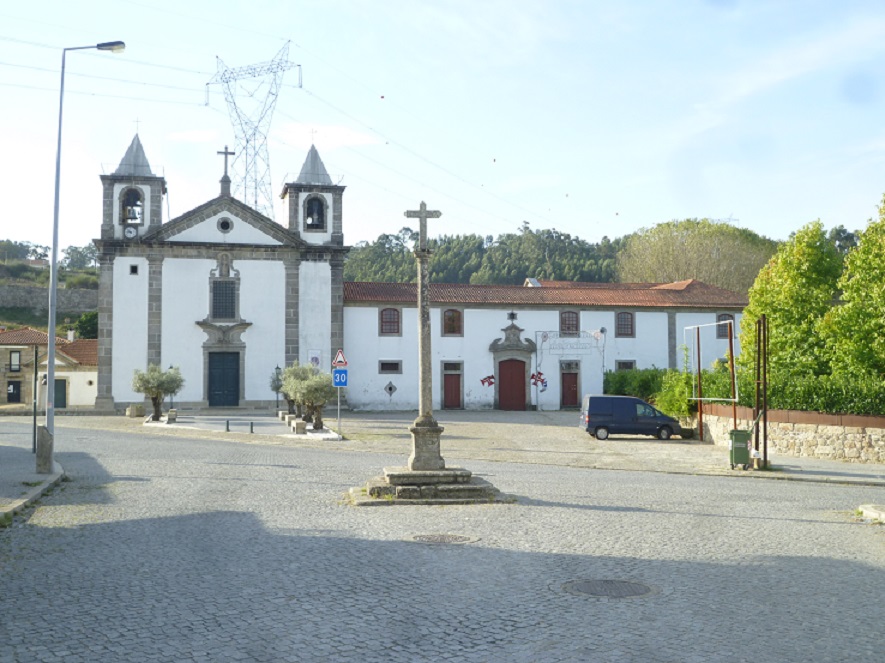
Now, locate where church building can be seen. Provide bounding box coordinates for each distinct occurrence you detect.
[95,137,746,413]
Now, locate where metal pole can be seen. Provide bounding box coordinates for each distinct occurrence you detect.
[762,314,769,468]
[45,46,70,441]
[337,386,342,440]
[727,320,737,430]
[43,41,125,473]
[696,327,703,441]
[754,318,762,453]
[32,344,38,453]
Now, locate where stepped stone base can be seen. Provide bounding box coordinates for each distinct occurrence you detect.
[349,466,500,506]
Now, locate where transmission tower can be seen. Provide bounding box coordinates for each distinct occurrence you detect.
[208,42,300,219]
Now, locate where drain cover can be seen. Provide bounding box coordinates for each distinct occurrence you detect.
[562,579,653,598]
[412,534,474,544]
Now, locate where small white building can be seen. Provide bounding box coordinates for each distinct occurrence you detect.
[94,137,745,412]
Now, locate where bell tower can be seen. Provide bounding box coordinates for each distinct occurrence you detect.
[280,145,344,246]
[99,135,166,241]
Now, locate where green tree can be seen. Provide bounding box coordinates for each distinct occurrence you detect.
[295,373,337,430]
[0,240,31,262]
[738,221,842,377]
[62,245,98,269]
[280,361,318,416]
[616,219,778,293]
[132,364,184,421]
[74,311,98,339]
[822,202,885,377]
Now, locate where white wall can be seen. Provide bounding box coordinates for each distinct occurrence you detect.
[111,256,149,401]
[161,259,213,402]
[239,261,286,400]
[59,370,97,406]
[170,213,283,245]
[298,261,331,370]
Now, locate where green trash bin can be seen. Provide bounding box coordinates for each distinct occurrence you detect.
[729,429,751,470]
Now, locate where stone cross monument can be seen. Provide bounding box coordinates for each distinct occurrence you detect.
[404,201,444,470]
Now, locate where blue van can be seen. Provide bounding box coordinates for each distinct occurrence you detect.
[580,394,686,440]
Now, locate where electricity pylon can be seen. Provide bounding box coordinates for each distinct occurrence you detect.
[208,42,300,219]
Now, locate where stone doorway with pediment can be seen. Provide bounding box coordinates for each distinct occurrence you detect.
[489,312,536,411]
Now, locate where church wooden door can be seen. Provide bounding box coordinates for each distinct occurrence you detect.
[208,352,239,407]
[498,359,526,411]
[443,373,461,409]
[561,372,579,408]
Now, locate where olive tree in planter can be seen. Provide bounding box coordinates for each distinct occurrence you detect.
[297,372,337,430]
[280,361,318,419]
[132,364,184,422]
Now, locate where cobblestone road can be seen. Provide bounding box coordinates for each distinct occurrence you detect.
[2,419,884,662]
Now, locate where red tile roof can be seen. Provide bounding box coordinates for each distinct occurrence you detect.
[62,339,98,366]
[344,279,747,309]
[0,327,68,346]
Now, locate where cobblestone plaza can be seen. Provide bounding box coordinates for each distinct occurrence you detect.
[2,415,884,662]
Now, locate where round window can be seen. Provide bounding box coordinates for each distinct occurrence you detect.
[217,217,233,233]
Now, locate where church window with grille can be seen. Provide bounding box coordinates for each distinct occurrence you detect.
[379,308,401,335]
[560,311,579,337]
[616,312,635,338]
[209,253,240,321]
[443,309,463,336]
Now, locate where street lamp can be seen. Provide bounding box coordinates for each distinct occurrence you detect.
[42,41,125,473]
[274,365,282,410]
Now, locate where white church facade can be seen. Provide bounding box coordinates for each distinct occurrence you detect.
[95,137,746,412]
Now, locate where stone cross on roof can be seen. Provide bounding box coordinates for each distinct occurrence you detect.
[217,145,235,177]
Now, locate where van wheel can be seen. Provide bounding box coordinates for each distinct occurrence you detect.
[657,426,672,440]
[595,427,609,440]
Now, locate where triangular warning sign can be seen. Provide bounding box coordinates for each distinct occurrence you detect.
[332,348,348,367]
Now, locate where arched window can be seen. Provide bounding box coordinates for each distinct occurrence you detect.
[717,314,735,339]
[616,312,634,338]
[443,309,463,336]
[121,187,144,224]
[560,311,579,337]
[304,196,326,231]
[379,308,400,335]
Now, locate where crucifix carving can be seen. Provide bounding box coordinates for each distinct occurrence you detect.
[217,145,235,177]
[404,201,441,252]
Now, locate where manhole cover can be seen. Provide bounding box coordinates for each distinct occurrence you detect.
[562,579,654,598]
[412,534,474,544]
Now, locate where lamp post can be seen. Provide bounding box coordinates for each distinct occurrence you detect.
[41,41,125,474]
[274,365,282,410]
[169,364,174,409]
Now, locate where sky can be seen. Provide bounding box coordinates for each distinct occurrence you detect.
[3,0,885,253]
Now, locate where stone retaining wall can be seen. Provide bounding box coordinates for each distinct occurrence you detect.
[0,285,97,315]
[700,403,885,464]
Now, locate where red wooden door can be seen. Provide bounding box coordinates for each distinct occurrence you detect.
[499,359,526,411]
[561,372,579,408]
[443,373,461,409]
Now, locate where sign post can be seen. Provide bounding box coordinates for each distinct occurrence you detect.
[332,349,348,440]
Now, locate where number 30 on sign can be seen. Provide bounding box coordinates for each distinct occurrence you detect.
[333,369,348,387]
